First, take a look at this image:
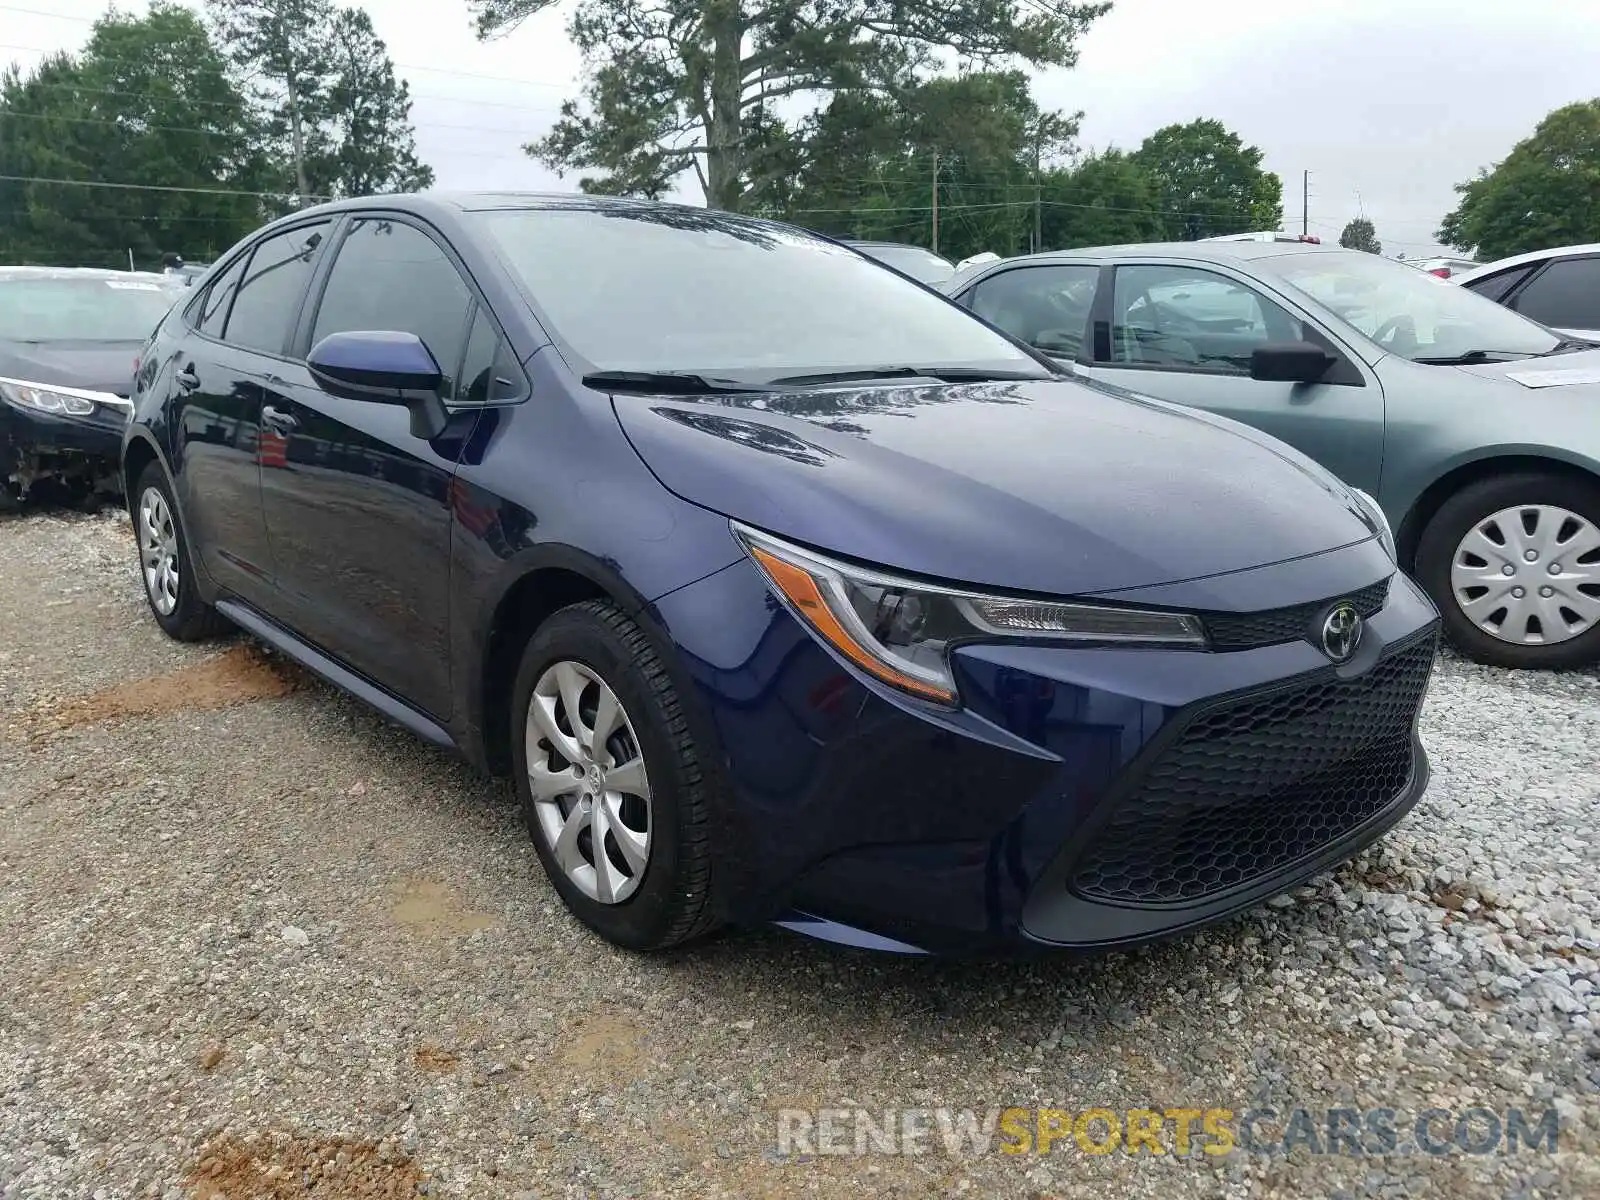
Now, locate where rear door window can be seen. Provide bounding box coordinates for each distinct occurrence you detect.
[964,265,1099,358]
[223,222,331,355]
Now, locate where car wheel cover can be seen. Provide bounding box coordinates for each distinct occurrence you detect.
[525,660,653,904]
[138,486,180,617]
[1450,503,1600,646]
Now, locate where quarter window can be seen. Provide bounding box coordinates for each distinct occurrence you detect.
[458,306,523,404]
[1108,265,1305,373]
[1462,264,1537,304]
[310,218,474,400]
[223,222,330,354]
[965,265,1099,358]
[196,254,246,337]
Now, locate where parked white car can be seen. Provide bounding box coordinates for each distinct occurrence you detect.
[1454,244,1600,343]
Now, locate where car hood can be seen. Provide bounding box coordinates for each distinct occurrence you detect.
[0,339,141,397]
[1450,345,1600,387]
[610,376,1376,596]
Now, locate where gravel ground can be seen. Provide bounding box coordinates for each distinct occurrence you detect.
[0,507,1595,1199]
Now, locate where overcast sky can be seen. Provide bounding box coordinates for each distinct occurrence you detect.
[7,0,1600,257]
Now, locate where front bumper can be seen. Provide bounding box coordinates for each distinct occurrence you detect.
[653,551,1441,956]
[1,402,128,496]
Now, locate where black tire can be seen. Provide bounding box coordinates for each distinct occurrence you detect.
[1415,470,1600,669]
[510,599,721,950]
[132,462,230,642]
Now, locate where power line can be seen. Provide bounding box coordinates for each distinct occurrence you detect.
[0,172,331,201]
[0,6,575,92]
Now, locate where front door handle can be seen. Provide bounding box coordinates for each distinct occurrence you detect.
[261,404,298,434]
[175,363,200,392]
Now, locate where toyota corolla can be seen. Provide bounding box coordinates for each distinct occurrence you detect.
[123,195,1440,955]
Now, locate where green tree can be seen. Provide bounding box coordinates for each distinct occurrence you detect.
[468,0,1111,212]
[0,3,269,267]
[1041,150,1165,248]
[303,8,434,198]
[208,0,430,203]
[1338,216,1381,254]
[769,71,1078,260]
[207,0,333,202]
[1438,99,1600,260]
[1130,118,1282,239]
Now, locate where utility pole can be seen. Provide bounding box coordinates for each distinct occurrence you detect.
[1302,169,1310,237]
[931,151,939,255]
[1033,125,1043,254]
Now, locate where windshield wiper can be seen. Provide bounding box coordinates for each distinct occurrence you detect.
[581,370,767,395]
[763,365,1051,387]
[1541,337,1598,356]
[1412,349,1535,365]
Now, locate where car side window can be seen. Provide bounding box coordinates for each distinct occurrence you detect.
[310,218,473,401]
[195,254,247,337]
[1510,258,1600,330]
[223,222,330,355]
[1463,264,1537,304]
[965,265,1099,358]
[458,306,524,404]
[1107,264,1305,373]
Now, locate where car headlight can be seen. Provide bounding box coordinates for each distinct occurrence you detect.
[733,523,1206,706]
[1350,488,1396,561]
[0,377,130,419]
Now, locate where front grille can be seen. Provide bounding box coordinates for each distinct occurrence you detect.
[1069,633,1436,906]
[1202,577,1390,650]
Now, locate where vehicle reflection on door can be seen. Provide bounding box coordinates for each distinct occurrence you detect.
[256,363,481,720]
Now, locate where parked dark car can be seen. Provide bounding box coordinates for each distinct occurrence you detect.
[1,267,185,508]
[841,240,956,286]
[124,194,1439,955]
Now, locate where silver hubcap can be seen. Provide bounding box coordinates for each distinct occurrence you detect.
[138,487,180,616]
[525,661,652,905]
[1451,504,1600,645]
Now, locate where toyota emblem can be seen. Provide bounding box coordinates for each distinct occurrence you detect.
[1319,601,1363,663]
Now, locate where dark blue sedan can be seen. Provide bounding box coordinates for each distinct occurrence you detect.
[123,194,1440,955]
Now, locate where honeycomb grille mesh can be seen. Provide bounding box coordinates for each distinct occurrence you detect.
[1069,634,1436,906]
[1202,578,1390,650]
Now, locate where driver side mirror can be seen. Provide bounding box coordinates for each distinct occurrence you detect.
[1250,341,1334,384]
[307,330,449,440]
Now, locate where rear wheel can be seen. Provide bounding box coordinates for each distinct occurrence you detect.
[134,463,230,642]
[1415,471,1600,668]
[510,600,721,950]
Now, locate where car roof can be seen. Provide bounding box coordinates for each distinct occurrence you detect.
[0,265,179,284]
[1454,243,1600,283]
[985,240,1352,266]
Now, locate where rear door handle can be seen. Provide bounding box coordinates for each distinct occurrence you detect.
[261,404,298,434]
[175,363,200,392]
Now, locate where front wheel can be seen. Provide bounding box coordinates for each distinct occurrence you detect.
[510,600,722,950]
[1415,471,1600,668]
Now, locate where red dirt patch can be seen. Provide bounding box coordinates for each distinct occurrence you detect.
[44,643,301,731]
[188,1132,422,1199]
[412,1044,459,1072]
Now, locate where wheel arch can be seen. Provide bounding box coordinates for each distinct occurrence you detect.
[469,544,669,777]
[120,430,168,517]
[1395,452,1600,569]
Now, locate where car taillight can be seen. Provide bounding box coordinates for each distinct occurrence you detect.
[1430,267,1451,278]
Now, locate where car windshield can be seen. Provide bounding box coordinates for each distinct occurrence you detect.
[0,276,182,342]
[476,206,1041,380]
[852,244,956,285]
[1259,251,1561,362]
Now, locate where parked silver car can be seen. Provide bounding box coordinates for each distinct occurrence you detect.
[943,242,1600,669]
